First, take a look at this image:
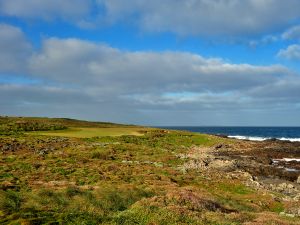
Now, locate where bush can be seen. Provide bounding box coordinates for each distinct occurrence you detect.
[65,186,82,198]
[59,212,104,225]
[114,204,197,225]
[91,149,114,160]
[0,121,67,134]
[94,187,154,212]
[0,190,22,213]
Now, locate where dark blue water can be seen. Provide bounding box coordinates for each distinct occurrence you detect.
[160,127,300,141]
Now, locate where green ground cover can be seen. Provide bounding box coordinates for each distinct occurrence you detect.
[0,117,298,224]
[27,127,151,138]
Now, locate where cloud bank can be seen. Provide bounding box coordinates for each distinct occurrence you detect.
[0,23,31,73]
[0,0,91,22]
[1,0,300,38]
[1,23,300,125]
[97,0,300,37]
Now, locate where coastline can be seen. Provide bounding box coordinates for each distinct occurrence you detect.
[1,117,300,224]
[160,126,300,143]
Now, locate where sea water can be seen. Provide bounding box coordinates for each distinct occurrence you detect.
[159,127,300,142]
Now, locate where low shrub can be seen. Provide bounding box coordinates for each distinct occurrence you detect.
[0,190,22,213]
[91,149,115,160]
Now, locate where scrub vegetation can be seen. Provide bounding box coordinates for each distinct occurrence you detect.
[0,116,299,224]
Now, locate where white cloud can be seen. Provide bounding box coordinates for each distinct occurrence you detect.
[2,1,300,38]
[25,37,300,125]
[0,23,32,73]
[97,0,300,37]
[0,83,91,105]
[282,25,300,40]
[1,28,300,125]
[29,38,290,97]
[277,44,300,61]
[0,0,91,22]
[0,83,148,124]
[249,35,279,48]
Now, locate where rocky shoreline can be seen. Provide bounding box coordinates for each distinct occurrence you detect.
[174,136,300,217]
[215,137,300,216]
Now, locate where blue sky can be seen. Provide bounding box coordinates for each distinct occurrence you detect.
[1,0,300,126]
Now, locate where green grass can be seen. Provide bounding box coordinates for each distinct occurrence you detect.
[0,117,298,224]
[27,127,152,138]
[113,204,199,225]
[218,183,254,195]
[0,186,155,225]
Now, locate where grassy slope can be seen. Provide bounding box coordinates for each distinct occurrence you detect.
[27,127,152,138]
[0,116,136,128]
[0,117,298,224]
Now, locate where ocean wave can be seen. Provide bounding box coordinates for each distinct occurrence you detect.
[273,158,300,162]
[227,135,269,141]
[228,135,300,142]
[277,138,300,142]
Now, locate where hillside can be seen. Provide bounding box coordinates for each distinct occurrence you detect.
[0,117,299,224]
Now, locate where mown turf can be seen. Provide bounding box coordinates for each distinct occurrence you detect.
[27,127,151,138]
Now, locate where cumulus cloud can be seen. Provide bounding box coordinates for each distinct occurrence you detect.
[0,83,149,124]
[282,25,300,40]
[2,0,300,38]
[25,37,300,124]
[0,0,91,22]
[0,83,92,106]
[97,0,300,37]
[249,35,279,48]
[1,27,300,125]
[0,24,32,73]
[29,38,290,96]
[277,44,300,61]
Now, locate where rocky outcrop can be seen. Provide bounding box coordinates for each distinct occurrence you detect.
[177,145,237,173]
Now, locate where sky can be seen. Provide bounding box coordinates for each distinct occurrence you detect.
[1,0,300,126]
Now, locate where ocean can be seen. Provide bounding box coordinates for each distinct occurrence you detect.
[159,127,300,142]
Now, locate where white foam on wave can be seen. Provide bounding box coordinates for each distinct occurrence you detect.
[273,158,300,162]
[285,168,299,172]
[278,138,300,142]
[228,135,269,141]
[228,136,300,142]
[282,158,300,162]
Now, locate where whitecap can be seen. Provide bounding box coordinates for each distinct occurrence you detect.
[272,158,300,162]
[285,168,299,172]
[282,158,300,162]
[228,135,269,141]
[228,136,300,142]
[278,138,300,142]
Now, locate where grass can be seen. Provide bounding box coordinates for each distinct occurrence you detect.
[218,183,254,195]
[0,117,298,224]
[0,186,155,225]
[0,190,22,214]
[27,127,151,138]
[113,204,199,225]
